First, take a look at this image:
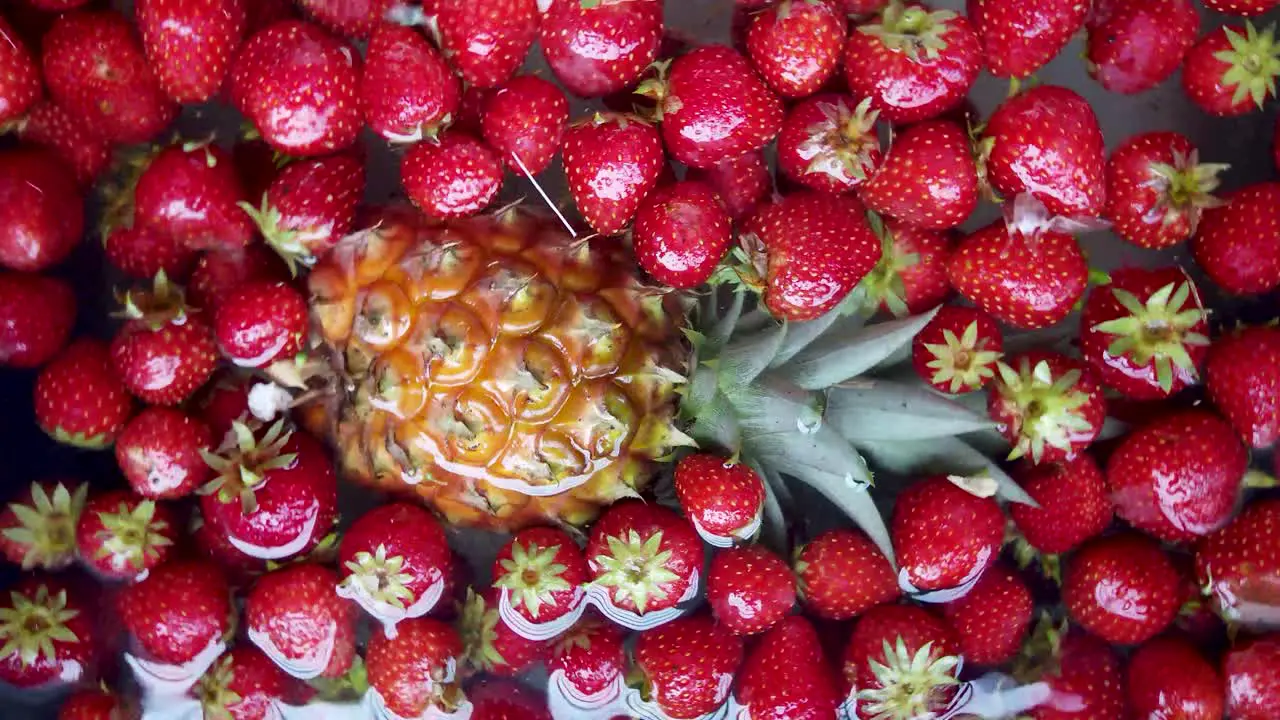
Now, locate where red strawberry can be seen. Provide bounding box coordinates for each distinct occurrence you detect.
[469,679,552,720]
[493,527,587,628]
[436,0,538,89]
[860,119,979,230]
[459,587,544,677]
[190,507,268,584]
[194,374,254,444]
[1204,0,1280,13]
[911,305,1003,395]
[1085,0,1200,95]
[540,0,662,97]
[673,454,765,543]
[401,132,504,220]
[119,558,233,665]
[1182,23,1280,117]
[0,576,96,688]
[213,280,307,367]
[1106,410,1249,543]
[794,528,900,620]
[943,563,1032,666]
[967,0,1090,79]
[859,215,953,317]
[586,500,702,617]
[842,604,961,718]
[1103,131,1228,249]
[0,272,76,369]
[35,339,133,449]
[1063,532,1180,644]
[104,225,196,281]
[776,93,883,194]
[1192,182,1280,295]
[1009,454,1112,558]
[193,644,300,720]
[640,45,783,169]
[745,0,846,98]
[946,220,1089,329]
[110,275,219,406]
[454,84,494,137]
[633,181,731,289]
[244,0,297,32]
[562,113,665,235]
[115,407,214,500]
[482,75,570,175]
[58,686,138,720]
[133,143,254,253]
[366,617,464,717]
[1223,634,1280,720]
[0,148,84,272]
[706,545,794,636]
[1206,325,1280,448]
[246,563,357,679]
[75,490,177,581]
[633,613,744,718]
[40,10,176,143]
[188,244,290,315]
[297,0,396,37]
[1024,628,1126,720]
[360,24,460,144]
[229,20,361,156]
[1126,635,1224,720]
[22,0,93,9]
[546,615,627,698]
[0,14,38,128]
[15,101,113,187]
[988,350,1107,465]
[241,152,363,272]
[1195,499,1280,621]
[841,0,891,10]
[733,615,840,720]
[892,474,1005,592]
[0,479,87,571]
[136,0,246,103]
[686,149,771,221]
[981,85,1106,218]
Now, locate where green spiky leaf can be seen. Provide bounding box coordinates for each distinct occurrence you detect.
[825,380,996,441]
[779,308,940,390]
[717,319,788,392]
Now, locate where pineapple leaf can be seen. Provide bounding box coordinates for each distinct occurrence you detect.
[853,437,1037,507]
[825,380,996,441]
[745,458,790,555]
[779,308,940,391]
[685,389,743,455]
[702,287,746,356]
[717,319,788,392]
[760,459,894,566]
[743,422,873,491]
[769,289,867,368]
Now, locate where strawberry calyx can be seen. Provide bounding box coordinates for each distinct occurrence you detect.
[1009,533,1063,585]
[859,1,958,60]
[460,589,508,673]
[590,529,680,614]
[495,540,574,620]
[857,212,919,317]
[711,233,769,297]
[0,584,80,667]
[856,637,961,720]
[113,270,192,330]
[921,319,1003,394]
[238,195,315,277]
[2,481,86,571]
[342,544,418,609]
[634,60,674,121]
[994,357,1093,463]
[1143,150,1228,233]
[195,653,244,719]
[1216,22,1280,110]
[1090,280,1210,393]
[1011,613,1068,684]
[198,420,298,514]
[309,656,370,702]
[797,96,882,185]
[94,499,174,572]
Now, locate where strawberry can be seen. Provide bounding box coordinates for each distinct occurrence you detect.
[0,148,84,272]
[454,84,494,137]
[706,545,794,636]
[632,181,732,290]
[988,350,1107,465]
[860,119,979,230]
[493,526,588,627]
[213,280,307,367]
[776,94,883,194]
[361,24,460,144]
[893,475,1004,592]
[0,272,76,369]
[190,507,268,585]
[673,455,765,544]
[229,19,361,156]
[241,152,363,272]
[640,45,784,169]
[469,679,552,720]
[1223,634,1280,720]
[297,0,395,37]
[40,10,176,143]
[980,85,1107,218]
[459,587,544,677]
[115,407,214,500]
[1204,0,1280,13]
[119,558,233,665]
[194,374,254,444]
[1103,131,1228,250]
[733,615,840,720]
[1192,182,1280,295]
[561,113,665,235]
[967,0,1090,79]
[632,613,744,718]
[21,0,93,8]
[586,500,702,617]
[15,101,113,187]
[745,0,846,98]
[1009,454,1112,558]
[946,220,1089,329]
[1126,635,1224,720]
[134,143,255,253]
[540,0,662,97]
[76,490,176,582]
[1206,325,1280,448]
[244,0,297,33]
[1085,0,1200,95]
[58,686,139,720]
[193,644,300,720]
[858,215,953,317]
[104,225,196,281]
[686,149,771,221]
[546,615,627,698]
[0,479,87,571]
[942,563,1032,666]
[841,0,890,10]
[1195,499,1280,621]
[1063,532,1180,644]
[35,339,134,449]
[842,604,961,719]
[110,274,219,406]
[367,617,465,716]
[401,132,504,220]
[0,576,96,688]
[436,0,538,89]
[189,244,290,314]
[911,305,1003,395]
[135,0,246,103]
[246,563,357,679]
[1023,628,1126,720]
[0,14,39,128]
[482,75,570,176]
[1081,267,1210,399]
[794,528,900,620]
[1182,23,1280,117]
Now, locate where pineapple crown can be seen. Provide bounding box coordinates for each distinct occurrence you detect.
[198,420,298,514]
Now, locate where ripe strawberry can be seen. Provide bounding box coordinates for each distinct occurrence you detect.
[1023,628,1126,720]
[436,0,538,89]
[1103,131,1228,249]
[967,0,1090,79]
[1182,23,1280,117]
[732,615,840,720]
[0,272,76,370]
[246,563,357,679]
[459,587,544,677]
[241,152,363,272]
[482,75,570,176]
[75,490,177,581]
[15,101,113,187]
[59,686,138,720]
[859,215,953,317]
[893,475,1004,593]
[946,220,1089,329]
[22,0,92,9]
[686,149,771,221]
[943,563,1032,666]
[1207,325,1280,448]
[297,0,395,37]
[1204,0,1280,13]
[776,94,883,194]
[1126,635,1224,720]
[745,0,846,98]
[104,225,196,281]
[860,119,979,230]
[1086,0,1200,95]
[229,20,361,156]
[1009,454,1112,559]
[134,143,254,253]
[0,148,84,272]
[361,24,460,144]
[632,181,731,290]
[115,407,214,500]
[562,113,665,235]
[35,339,134,449]
[338,502,452,634]
[911,305,1003,395]
[546,615,627,698]
[214,280,307,367]
[1223,634,1280,720]
[193,644,299,720]
[0,14,38,128]
[633,613,744,718]
[190,507,268,585]
[0,576,96,688]
[492,526,587,628]
[794,528,900,620]
[0,479,87,571]
[673,456,767,544]
[842,604,961,719]
[1063,532,1180,644]
[119,558,233,665]
[707,545,794,636]
[454,84,494,137]
[40,10,176,143]
[401,132,504,220]
[1192,182,1280,295]
[244,0,297,32]
[188,244,290,314]
[540,0,662,97]
[366,617,465,717]
[469,679,552,720]
[988,350,1107,464]
[640,45,784,169]
[1196,499,1280,621]
[111,276,219,406]
[586,500,702,617]
[135,0,246,103]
